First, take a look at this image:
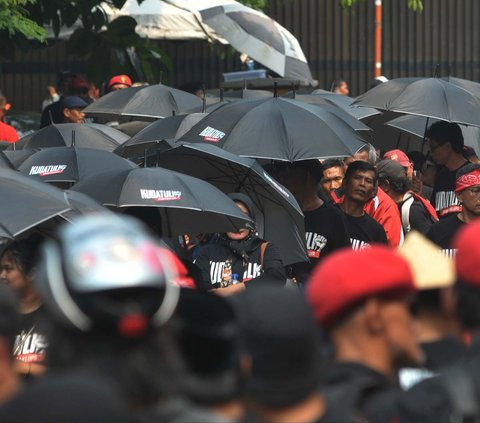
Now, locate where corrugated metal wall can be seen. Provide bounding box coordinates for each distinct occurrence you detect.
[1,0,480,112]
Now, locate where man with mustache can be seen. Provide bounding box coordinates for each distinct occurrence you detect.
[339,160,388,250]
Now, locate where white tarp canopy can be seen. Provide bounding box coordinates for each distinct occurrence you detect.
[47,0,226,41]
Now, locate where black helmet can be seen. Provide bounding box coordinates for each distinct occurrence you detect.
[35,215,180,338]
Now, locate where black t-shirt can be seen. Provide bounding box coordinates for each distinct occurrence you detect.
[13,307,48,365]
[399,197,436,236]
[431,162,469,218]
[426,214,464,257]
[304,203,350,264]
[342,213,388,250]
[40,99,64,128]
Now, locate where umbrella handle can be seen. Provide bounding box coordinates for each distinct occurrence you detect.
[421,117,430,153]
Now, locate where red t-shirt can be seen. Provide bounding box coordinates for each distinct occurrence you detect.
[0,121,19,143]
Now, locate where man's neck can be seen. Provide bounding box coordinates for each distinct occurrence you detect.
[445,154,467,171]
[341,198,365,217]
[458,209,479,224]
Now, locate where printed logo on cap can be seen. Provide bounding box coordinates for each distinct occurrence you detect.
[199,126,226,142]
[29,165,67,176]
[140,189,182,202]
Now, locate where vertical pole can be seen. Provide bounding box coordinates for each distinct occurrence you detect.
[374,0,382,78]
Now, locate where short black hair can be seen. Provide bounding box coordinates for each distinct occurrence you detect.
[426,121,464,154]
[331,78,347,91]
[344,160,377,184]
[321,159,344,174]
[1,234,44,276]
[456,163,480,180]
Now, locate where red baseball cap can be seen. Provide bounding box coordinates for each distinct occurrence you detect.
[306,246,416,328]
[107,74,132,89]
[453,220,480,287]
[383,149,411,167]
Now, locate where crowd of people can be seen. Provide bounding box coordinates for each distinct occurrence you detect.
[0,71,480,422]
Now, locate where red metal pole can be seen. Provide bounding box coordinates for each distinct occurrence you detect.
[374,0,382,78]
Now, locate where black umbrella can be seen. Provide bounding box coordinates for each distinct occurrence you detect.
[386,114,480,154]
[0,151,14,169]
[177,97,367,162]
[70,167,253,237]
[17,147,137,186]
[310,89,381,120]
[1,149,39,168]
[83,84,203,122]
[353,76,480,127]
[6,123,127,152]
[154,143,307,265]
[282,92,372,133]
[115,113,208,158]
[0,168,72,239]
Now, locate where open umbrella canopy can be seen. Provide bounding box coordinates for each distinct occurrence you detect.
[7,123,127,152]
[166,0,313,83]
[0,151,14,169]
[310,90,381,120]
[0,169,73,239]
[386,114,480,155]
[353,77,480,127]
[155,143,307,265]
[115,113,208,158]
[281,93,373,133]
[17,147,137,185]
[70,167,254,237]
[177,97,367,162]
[83,84,203,122]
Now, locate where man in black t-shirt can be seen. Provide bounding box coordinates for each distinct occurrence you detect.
[427,121,469,218]
[272,160,350,277]
[427,163,480,257]
[377,160,438,235]
[338,161,388,249]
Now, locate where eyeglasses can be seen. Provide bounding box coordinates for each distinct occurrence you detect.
[465,187,480,196]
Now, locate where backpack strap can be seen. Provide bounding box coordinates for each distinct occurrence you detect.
[401,193,415,234]
[260,242,268,271]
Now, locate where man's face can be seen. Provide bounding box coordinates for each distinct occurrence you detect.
[345,170,376,204]
[63,107,85,124]
[321,166,344,195]
[380,298,423,368]
[429,139,450,165]
[335,82,349,96]
[457,185,480,216]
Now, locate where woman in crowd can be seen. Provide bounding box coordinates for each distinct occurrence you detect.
[0,235,47,378]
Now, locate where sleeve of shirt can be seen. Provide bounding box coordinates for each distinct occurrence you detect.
[246,242,286,289]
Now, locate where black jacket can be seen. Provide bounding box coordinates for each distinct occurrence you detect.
[194,235,286,290]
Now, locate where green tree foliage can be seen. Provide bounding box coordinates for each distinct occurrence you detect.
[340,0,423,12]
